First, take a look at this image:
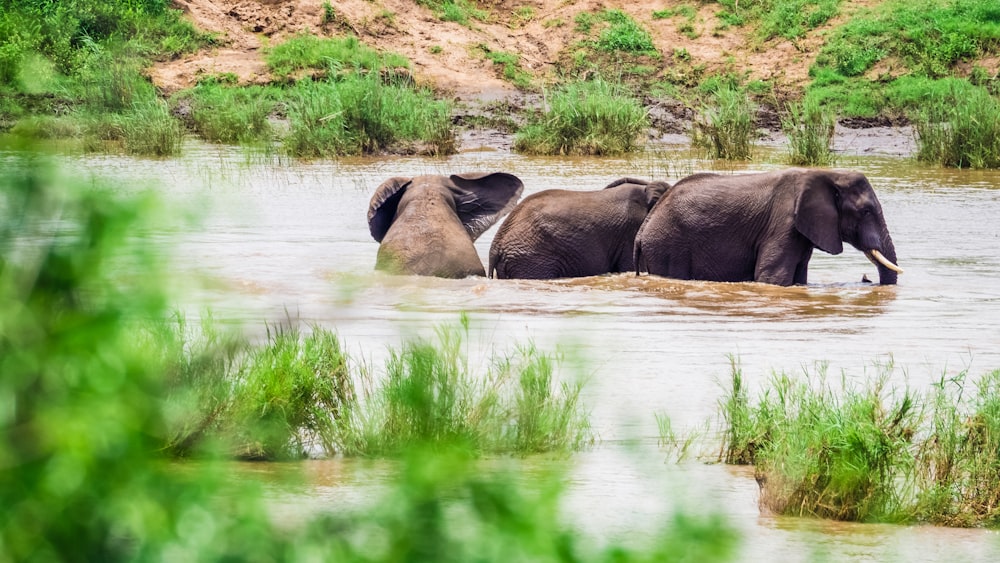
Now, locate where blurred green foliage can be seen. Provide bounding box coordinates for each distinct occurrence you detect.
[0,148,739,561]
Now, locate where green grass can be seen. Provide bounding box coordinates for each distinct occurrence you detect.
[782,94,836,166]
[175,82,278,144]
[266,33,411,80]
[160,313,592,459]
[597,9,658,54]
[116,99,184,156]
[912,85,1000,168]
[476,45,534,89]
[416,0,488,27]
[713,0,841,41]
[691,85,756,160]
[513,78,648,155]
[283,73,455,157]
[334,322,593,457]
[719,360,1000,526]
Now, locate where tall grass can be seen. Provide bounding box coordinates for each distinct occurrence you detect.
[783,95,836,166]
[719,361,1000,526]
[692,85,756,160]
[177,82,277,144]
[914,370,1000,526]
[116,99,184,156]
[283,74,455,157]
[513,78,648,155]
[333,323,593,457]
[913,87,1000,169]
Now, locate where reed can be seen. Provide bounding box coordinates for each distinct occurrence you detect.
[913,87,1000,169]
[179,82,277,144]
[691,85,756,160]
[719,361,1000,526]
[913,370,1000,526]
[334,324,593,457]
[513,78,648,156]
[116,99,184,156]
[284,74,455,157]
[783,95,836,166]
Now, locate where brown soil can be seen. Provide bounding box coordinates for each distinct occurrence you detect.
[154,0,825,98]
[152,0,916,155]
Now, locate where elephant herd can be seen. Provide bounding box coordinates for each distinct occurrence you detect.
[366,169,903,287]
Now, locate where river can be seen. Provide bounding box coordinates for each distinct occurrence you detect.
[70,138,1000,561]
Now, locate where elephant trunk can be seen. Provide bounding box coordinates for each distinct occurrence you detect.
[865,233,901,285]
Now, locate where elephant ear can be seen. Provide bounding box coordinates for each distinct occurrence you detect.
[794,178,843,255]
[368,177,411,242]
[644,181,671,210]
[448,172,525,240]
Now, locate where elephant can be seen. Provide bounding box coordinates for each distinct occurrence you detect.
[633,168,903,286]
[488,177,671,279]
[367,172,524,278]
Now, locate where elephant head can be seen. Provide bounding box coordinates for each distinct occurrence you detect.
[793,170,902,285]
[368,172,524,278]
[635,169,902,286]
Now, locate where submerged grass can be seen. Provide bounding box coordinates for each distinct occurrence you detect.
[719,361,1000,527]
[513,78,648,156]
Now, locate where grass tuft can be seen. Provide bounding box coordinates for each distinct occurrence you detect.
[719,360,1000,526]
[691,85,756,160]
[913,86,1000,169]
[513,78,648,155]
[334,323,593,457]
[783,95,836,166]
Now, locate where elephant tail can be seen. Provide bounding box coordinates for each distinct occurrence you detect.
[633,237,643,276]
[487,246,499,279]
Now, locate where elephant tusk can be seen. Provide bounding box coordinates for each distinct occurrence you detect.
[868,249,904,274]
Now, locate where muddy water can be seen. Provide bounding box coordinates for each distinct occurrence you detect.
[72,141,1000,561]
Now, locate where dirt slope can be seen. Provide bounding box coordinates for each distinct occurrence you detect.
[152,0,837,99]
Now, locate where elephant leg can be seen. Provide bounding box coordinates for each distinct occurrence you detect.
[756,240,812,286]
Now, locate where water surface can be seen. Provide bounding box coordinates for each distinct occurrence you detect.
[71,141,1000,561]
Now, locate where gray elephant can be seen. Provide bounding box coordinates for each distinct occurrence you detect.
[634,169,903,286]
[368,172,524,278]
[489,177,670,279]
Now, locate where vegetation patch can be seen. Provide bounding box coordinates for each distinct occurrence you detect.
[782,93,836,166]
[691,85,756,160]
[720,360,1000,526]
[714,0,841,41]
[174,82,278,144]
[266,33,411,80]
[416,0,489,27]
[513,78,648,155]
[283,73,455,157]
[475,44,534,89]
[912,84,1000,168]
